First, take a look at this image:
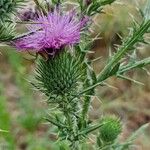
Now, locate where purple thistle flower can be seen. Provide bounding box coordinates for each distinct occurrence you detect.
[14,10,85,55]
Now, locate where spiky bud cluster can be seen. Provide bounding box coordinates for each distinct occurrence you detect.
[0,0,24,22]
[33,51,86,102]
[99,116,122,142]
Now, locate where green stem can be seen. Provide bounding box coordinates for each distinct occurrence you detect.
[5,20,41,24]
[11,29,42,41]
[77,21,150,126]
[97,21,150,82]
[76,21,150,96]
[62,98,79,149]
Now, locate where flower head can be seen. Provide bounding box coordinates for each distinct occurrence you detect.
[99,116,122,142]
[14,10,84,55]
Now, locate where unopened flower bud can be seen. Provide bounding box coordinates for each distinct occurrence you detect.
[99,116,122,142]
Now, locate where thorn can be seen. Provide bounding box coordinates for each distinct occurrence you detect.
[103,82,118,90]
[91,56,103,63]
[108,46,112,57]
[116,33,123,40]
[94,96,102,104]
[142,67,150,75]
[117,74,145,86]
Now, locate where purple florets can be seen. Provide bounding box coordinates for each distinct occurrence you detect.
[14,10,84,55]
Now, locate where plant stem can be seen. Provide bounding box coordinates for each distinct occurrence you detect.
[62,97,80,149]
[78,21,150,126]
[76,21,150,96]
[97,21,150,82]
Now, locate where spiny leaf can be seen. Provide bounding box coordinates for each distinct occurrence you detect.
[97,20,150,82]
[108,62,120,76]
[99,0,116,6]
[78,123,103,136]
[85,0,117,16]
[118,57,150,74]
[0,22,16,42]
[0,0,25,22]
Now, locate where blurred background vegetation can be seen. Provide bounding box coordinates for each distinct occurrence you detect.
[0,0,150,149]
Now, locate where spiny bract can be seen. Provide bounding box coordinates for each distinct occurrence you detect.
[0,23,15,41]
[33,51,86,102]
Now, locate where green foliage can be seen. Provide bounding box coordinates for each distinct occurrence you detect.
[79,0,116,15]
[99,116,122,142]
[0,84,15,149]
[0,23,15,42]
[5,49,43,133]
[33,50,86,102]
[18,100,42,132]
[0,0,150,149]
[0,87,10,132]
[99,0,116,6]
[0,0,24,22]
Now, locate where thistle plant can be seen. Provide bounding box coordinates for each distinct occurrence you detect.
[0,0,150,149]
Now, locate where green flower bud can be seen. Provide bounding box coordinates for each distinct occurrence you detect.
[33,51,86,102]
[99,116,122,142]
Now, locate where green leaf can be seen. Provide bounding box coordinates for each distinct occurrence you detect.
[99,0,116,6]
[97,20,150,82]
[45,116,66,129]
[118,57,150,74]
[86,0,117,16]
[78,123,103,136]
